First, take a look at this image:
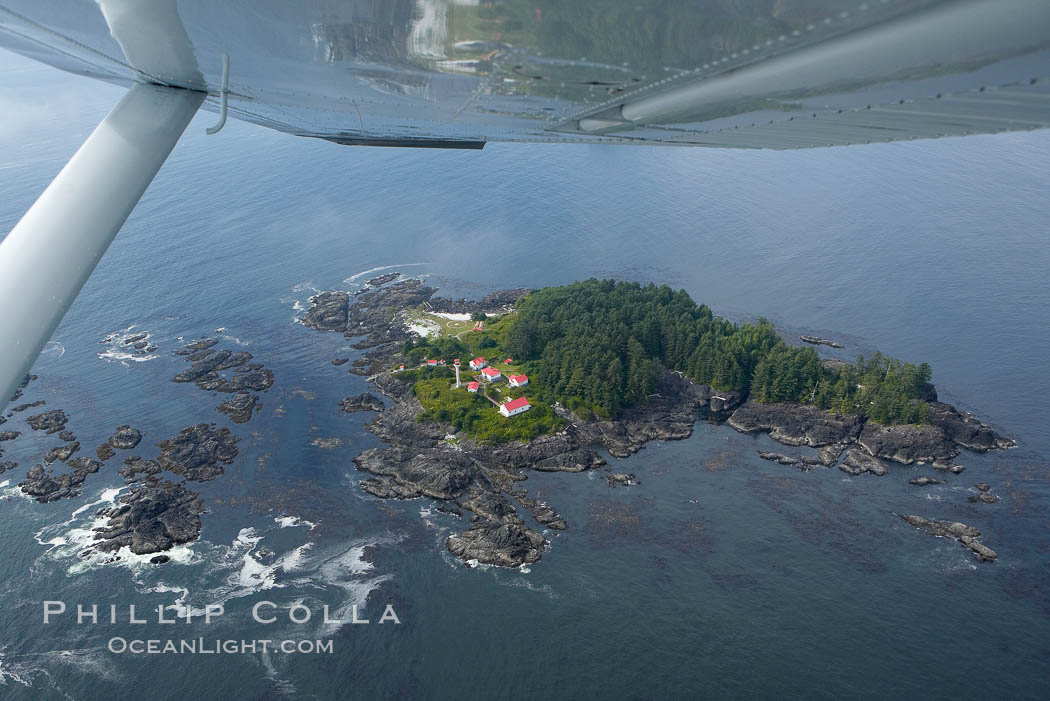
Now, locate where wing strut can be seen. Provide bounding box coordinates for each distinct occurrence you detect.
[0,82,203,405]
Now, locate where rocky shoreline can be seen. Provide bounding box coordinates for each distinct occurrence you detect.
[298,279,1017,568]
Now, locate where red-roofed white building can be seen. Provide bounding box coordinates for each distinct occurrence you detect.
[508,374,528,387]
[466,381,479,393]
[499,397,531,417]
[469,357,486,370]
[481,367,501,381]
[425,358,445,366]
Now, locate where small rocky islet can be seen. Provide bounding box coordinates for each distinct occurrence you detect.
[301,279,1015,568]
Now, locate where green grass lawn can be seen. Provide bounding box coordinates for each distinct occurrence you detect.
[413,377,563,444]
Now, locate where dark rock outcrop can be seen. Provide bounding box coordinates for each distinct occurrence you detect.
[967,483,1000,504]
[857,422,959,465]
[839,447,888,476]
[27,410,68,434]
[216,368,273,393]
[927,402,1015,452]
[340,393,385,413]
[362,272,401,289]
[96,444,116,461]
[427,288,531,315]
[19,457,101,502]
[800,335,844,348]
[108,425,143,450]
[446,522,546,568]
[0,430,19,441]
[13,400,46,412]
[899,514,997,562]
[728,401,862,447]
[118,456,163,482]
[909,476,946,486]
[43,442,80,464]
[172,349,234,383]
[301,291,349,331]
[154,424,240,482]
[216,392,259,423]
[331,357,349,366]
[606,472,637,487]
[93,480,204,555]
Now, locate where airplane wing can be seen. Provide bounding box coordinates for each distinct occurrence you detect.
[0,0,1048,402]
[2,0,1048,149]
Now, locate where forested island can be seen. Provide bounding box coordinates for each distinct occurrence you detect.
[301,276,1014,568]
[400,279,936,443]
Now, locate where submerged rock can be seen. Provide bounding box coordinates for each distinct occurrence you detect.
[96,444,116,461]
[606,472,637,487]
[909,476,946,486]
[331,357,349,366]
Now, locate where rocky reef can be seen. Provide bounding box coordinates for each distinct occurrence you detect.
[898,514,997,562]
[19,457,101,502]
[800,335,844,348]
[108,425,143,450]
[727,397,1011,477]
[340,393,385,413]
[26,409,69,434]
[92,479,204,555]
[169,337,273,424]
[1,334,258,556]
[216,392,259,423]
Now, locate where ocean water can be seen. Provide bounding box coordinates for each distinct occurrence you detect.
[1,50,1049,700]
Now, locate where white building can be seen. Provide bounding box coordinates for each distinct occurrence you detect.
[508,374,528,387]
[499,397,531,417]
[481,367,501,382]
[469,357,486,371]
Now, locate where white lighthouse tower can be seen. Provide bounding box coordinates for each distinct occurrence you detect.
[453,358,461,388]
